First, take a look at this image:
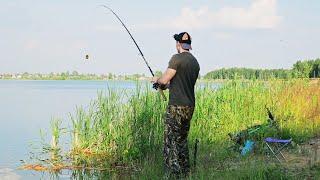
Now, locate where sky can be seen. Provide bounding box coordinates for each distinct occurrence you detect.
[0,0,319,75]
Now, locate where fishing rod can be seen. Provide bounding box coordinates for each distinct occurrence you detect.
[100,5,166,100]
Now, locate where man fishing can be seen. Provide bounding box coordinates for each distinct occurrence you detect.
[101,6,199,176]
[152,32,200,177]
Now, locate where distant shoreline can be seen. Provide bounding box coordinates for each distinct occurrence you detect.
[0,78,318,84]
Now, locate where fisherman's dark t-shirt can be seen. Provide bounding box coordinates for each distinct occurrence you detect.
[168,52,200,107]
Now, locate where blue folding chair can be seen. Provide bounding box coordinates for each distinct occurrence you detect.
[264,137,292,163]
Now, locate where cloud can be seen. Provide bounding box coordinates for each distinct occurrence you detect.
[143,0,282,30]
[215,0,281,29]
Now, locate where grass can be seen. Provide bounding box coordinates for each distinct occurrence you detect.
[25,79,320,178]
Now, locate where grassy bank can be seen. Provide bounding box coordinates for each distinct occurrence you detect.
[25,79,320,178]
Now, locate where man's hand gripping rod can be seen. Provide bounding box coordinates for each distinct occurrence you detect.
[100,5,166,101]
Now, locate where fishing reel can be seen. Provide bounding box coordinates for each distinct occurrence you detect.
[152,83,166,90]
[152,82,167,101]
[152,82,160,90]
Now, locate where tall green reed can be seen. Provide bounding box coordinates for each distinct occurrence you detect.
[48,79,319,167]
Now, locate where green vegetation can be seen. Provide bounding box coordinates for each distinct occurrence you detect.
[26,79,320,178]
[205,59,320,80]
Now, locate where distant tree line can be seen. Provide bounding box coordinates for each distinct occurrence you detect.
[2,59,319,81]
[204,59,320,80]
[0,71,149,81]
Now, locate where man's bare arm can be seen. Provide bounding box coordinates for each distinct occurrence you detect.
[155,68,176,85]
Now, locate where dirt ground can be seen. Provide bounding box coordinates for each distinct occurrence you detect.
[279,136,320,178]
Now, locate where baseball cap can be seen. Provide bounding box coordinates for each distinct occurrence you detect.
[173,32,192,50]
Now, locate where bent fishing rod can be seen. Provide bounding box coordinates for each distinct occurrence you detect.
[100,5,166,101]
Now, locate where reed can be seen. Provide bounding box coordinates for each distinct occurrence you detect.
[44,79,320,177]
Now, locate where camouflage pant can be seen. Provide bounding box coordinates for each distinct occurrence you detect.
[164,105,195,176]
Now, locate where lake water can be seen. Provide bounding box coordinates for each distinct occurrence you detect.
[0,80,219,179]
[0,80,140,179]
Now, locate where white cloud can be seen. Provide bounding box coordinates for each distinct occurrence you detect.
[215,0,281,29]
[143,0,282,30]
